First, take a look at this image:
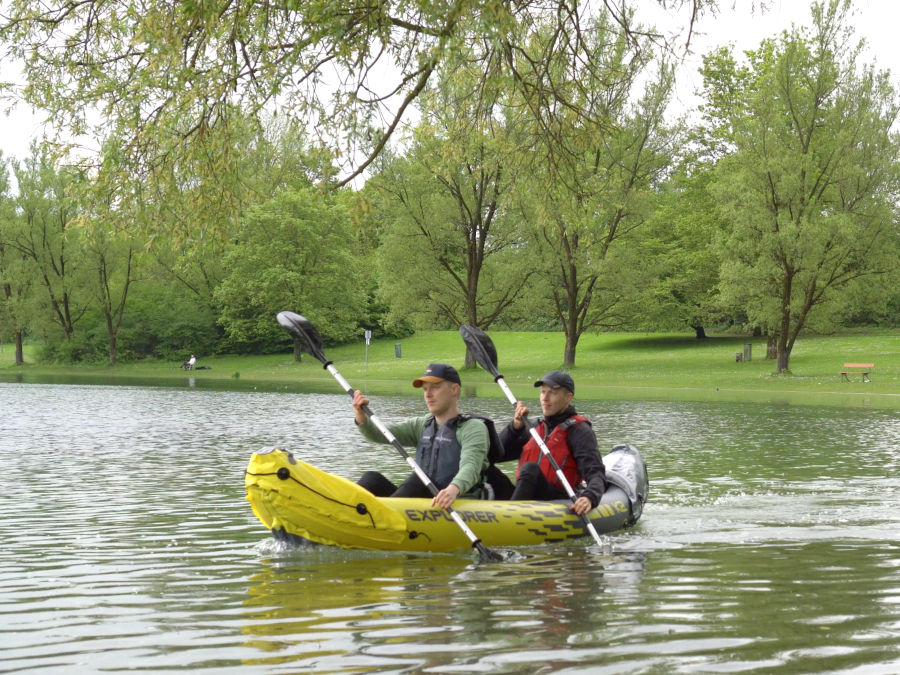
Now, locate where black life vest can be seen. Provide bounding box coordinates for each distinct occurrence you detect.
[413,414,501,490]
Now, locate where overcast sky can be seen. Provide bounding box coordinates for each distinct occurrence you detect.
[1,0,898,167]
[665,0,899,114]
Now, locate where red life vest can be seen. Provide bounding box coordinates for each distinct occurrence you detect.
[517,415,590,489]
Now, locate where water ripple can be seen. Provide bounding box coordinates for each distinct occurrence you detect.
[2,383,899,673]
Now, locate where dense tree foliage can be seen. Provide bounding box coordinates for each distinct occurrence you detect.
[365,64,534,360]
[2,1,899,369]
[0,0,712,195]
[699,0,900,372]
[637,158,728,336]
[215,186,367,355]
[509,15,678,365]
[0,153,27,364]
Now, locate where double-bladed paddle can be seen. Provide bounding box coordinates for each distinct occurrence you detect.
[459,323,605,547]
[277,311,503,562]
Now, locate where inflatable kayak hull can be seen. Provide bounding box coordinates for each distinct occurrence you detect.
[245,444,648,553]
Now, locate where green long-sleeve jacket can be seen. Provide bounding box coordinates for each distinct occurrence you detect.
[357,415,490,495]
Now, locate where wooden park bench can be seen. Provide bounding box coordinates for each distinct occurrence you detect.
[840,363,873,382]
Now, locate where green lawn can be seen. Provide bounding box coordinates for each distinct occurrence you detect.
[3,330,898,408]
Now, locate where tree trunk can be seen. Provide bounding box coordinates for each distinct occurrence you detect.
[766,334,777,360]
[105,301,117,365]
[2,281,25,365]
[293,337,302,362]
[693,325,707,339]
[777,349,790,372]
[101,247,134,367]
[464,347,476,369]
[563,331,579,366]
[561,256,583,367]
[14,330,23,366]
[775,327,792,373]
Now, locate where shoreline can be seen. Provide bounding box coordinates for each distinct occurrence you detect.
[4,328,898,409]
[3,370,897,410]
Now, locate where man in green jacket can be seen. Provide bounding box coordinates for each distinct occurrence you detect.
[353,363,490,509]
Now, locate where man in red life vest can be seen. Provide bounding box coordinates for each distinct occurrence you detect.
[499,370,606,515]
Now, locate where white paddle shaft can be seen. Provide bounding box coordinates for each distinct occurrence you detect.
[497,375,604,546]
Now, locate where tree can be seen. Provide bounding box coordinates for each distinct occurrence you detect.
[700,0,900,372]
[8,144,90,344]
[512,17,678,365]
[64,136,154,364]
[0,152,28,365]
[0,0,713,198]
[636,157,727,337]
[145,116,336,310]
[214,186,366,355]
[81,215,141,365]
[367,64,533,355]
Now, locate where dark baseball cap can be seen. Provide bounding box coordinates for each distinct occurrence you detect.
[413,363,461,387]
[534,370,575,393]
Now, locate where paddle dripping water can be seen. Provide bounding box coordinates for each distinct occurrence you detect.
[1,383,898,673]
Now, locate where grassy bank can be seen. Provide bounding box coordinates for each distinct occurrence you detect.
[3,330,899,408]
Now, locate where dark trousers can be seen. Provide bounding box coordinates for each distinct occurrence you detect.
[485,464,514,500]
[358,471,431,498]
[511,461,568,501]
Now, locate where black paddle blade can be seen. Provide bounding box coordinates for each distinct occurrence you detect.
[476,541,506,562]
[459,324,500,378]
[277,311,329,365]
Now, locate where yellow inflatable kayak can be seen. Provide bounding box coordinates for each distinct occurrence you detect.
[245,444,648,553]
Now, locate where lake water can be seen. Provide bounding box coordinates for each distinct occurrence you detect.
[1,382,898,674]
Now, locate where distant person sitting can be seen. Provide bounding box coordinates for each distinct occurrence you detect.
[182,354,196,370]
